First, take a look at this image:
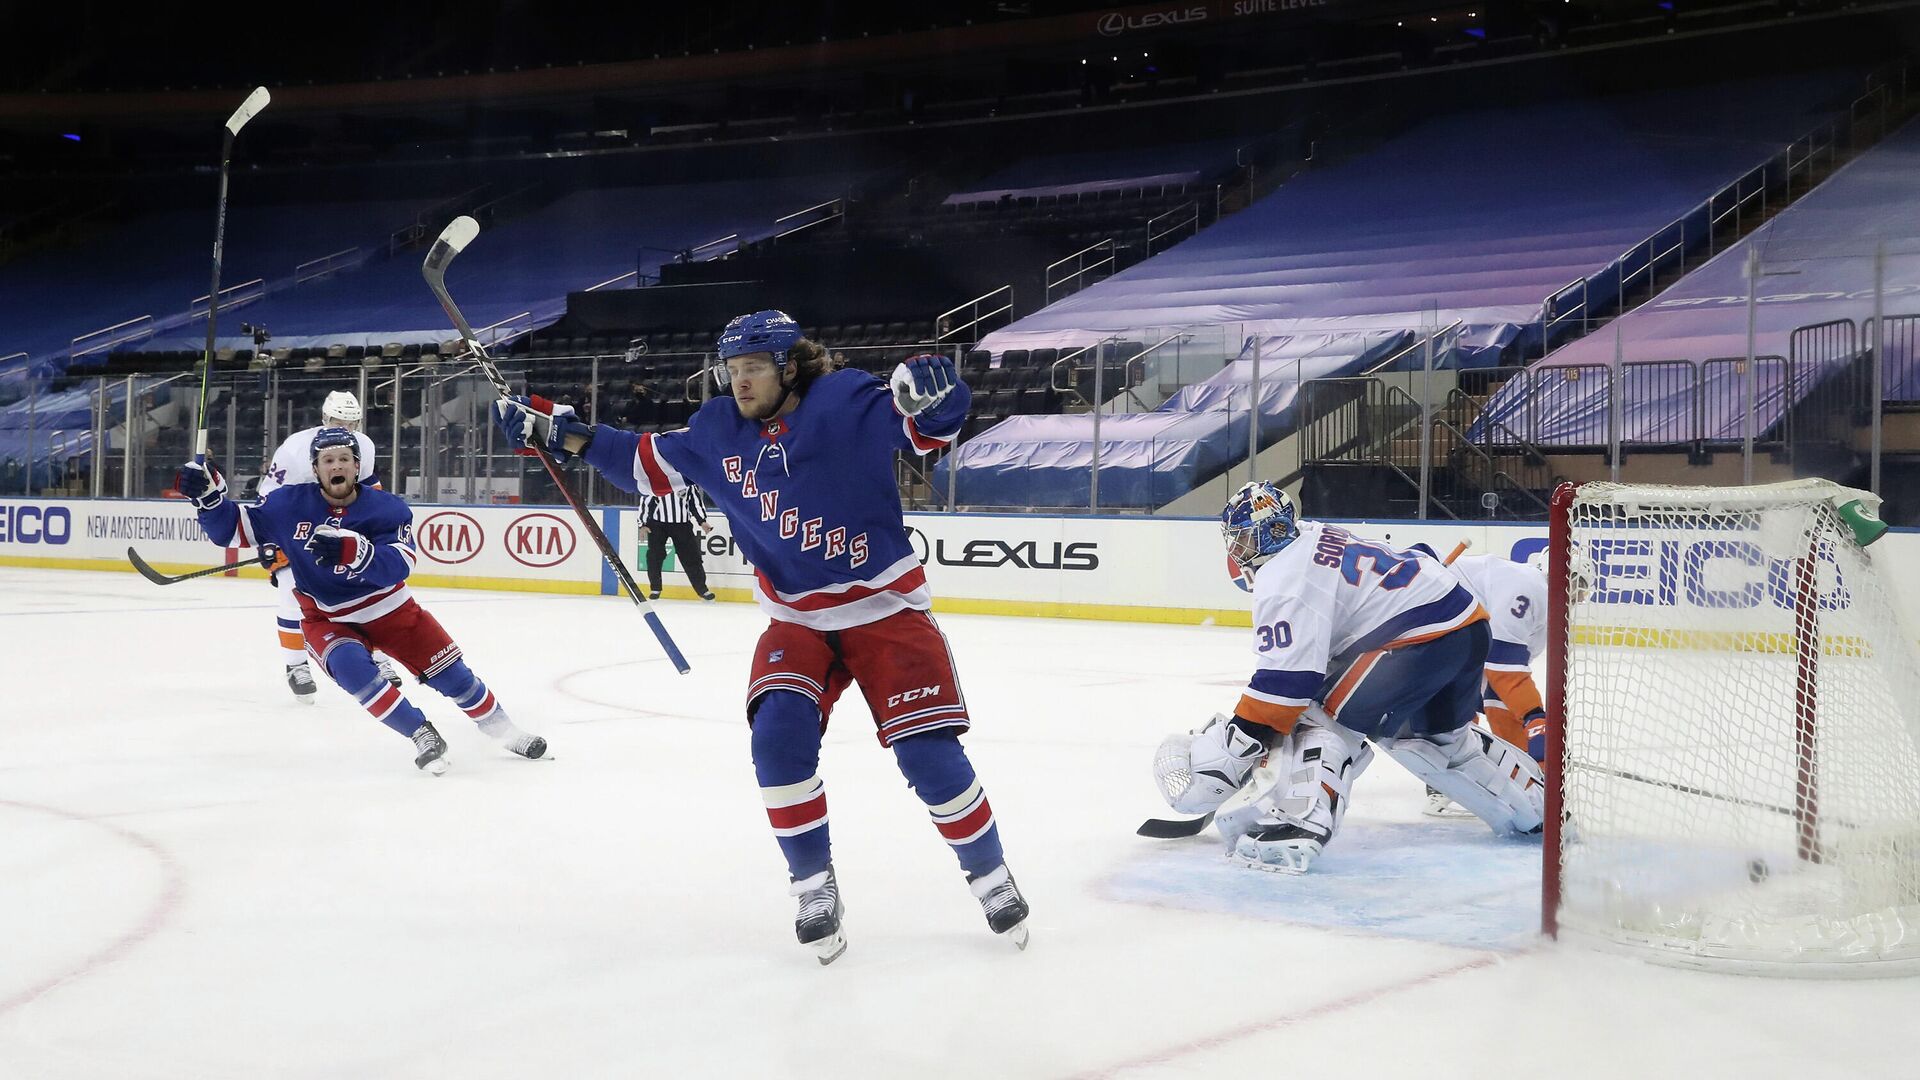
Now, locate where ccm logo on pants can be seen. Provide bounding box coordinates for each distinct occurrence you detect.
[887,685,942,709]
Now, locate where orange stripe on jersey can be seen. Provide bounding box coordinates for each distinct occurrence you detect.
[1484,667,1544,724]
[1384,604,1488,650]
[1323,651,1384,717]
[1483,703,1527,749]
[268,549,289,572]
[1234,695,1305,735]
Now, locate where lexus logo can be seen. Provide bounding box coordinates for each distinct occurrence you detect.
[1097,12,1126,35]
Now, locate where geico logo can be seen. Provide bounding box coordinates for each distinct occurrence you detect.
[931,538,1100,571]
[418,511,483,565]
[0,505,72,545]
[886,685,942,708]
[506,513,577,567]
[1590,538,1852,611]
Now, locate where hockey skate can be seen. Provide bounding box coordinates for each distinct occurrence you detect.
[409,721,449,775]
[375,657,403,689]
[968,864,1030,950]
[1232,819,1329,874]
[791,868,846,965]
[477,712,548,760]
[285,662,317,704]
[1422,784,1474,820]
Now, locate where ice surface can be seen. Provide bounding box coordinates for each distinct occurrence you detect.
[1,568,1913,1079]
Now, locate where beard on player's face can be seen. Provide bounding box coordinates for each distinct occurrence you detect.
[730,355,790,421]
[316,451,358,503]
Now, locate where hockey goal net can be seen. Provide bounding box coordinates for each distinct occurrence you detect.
[1544,479,1920,975]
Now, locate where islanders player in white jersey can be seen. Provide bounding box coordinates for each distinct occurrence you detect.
[1407,547,1548,817]
[1153,482,1545,873]
[255,390,391,703]
[176,428,547,773]
[493,310,1028,963]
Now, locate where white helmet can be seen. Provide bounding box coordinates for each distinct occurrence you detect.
[321,390,363,430]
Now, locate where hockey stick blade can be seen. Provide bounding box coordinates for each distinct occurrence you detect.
[1137,811,1214,839]
[128,545,273,586]
[225,86,271,135]
[420,219,690,674]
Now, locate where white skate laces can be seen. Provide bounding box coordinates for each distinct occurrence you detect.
[968,864,1031,950]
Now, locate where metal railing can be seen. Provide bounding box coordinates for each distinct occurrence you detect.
[189,278,265,317]
[689,232,742,261]
[1364,321,1463,375]
[584,270,640,292]
[72,316,156,358]
[771,199,845,242]
[934,285,1013,344]
[295,247,364,284]
[1145,201,1199,256]
[1045,239,1116,303]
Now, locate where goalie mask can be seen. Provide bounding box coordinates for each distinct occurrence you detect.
[1222,481,1299,576]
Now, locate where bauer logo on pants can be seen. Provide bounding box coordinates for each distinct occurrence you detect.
[506,512,577,568]
[418,511,484,565]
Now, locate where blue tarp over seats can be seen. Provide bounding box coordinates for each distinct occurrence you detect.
[0,385,112,489]
[935,331,1405,508]
[0,199,436,362]
[133,174,869,352]
[1476,114,1920,446]
[943,138,1247,205]
[978,72,1866,363]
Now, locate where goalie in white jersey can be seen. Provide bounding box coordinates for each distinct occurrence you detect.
[254,390,391,702]
[1153,482,1546,872]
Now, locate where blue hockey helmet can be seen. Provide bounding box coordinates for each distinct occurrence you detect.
[1222,481,1299,573]
[712,309,804,390]
[310,426,360,466]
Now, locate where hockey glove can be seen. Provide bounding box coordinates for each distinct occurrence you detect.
[889,353,958,417]
[493,394,593,462]
[175,460,228,511]
[1159,714,1268,814]
[306,524,374,577]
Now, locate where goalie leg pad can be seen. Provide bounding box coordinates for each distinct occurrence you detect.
[1224,720,1374,873]
[1379,726,1545,836]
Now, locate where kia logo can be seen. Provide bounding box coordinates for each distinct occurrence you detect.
[506,512,577,567]
[417,511,483,565]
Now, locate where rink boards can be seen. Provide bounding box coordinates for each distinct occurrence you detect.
[8,495,1917,629]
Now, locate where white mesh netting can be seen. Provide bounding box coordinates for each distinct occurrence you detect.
[1556,480,1920,975]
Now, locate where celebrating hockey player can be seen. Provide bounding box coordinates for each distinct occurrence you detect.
[1152,482,1545,873]
[254,389,401,703]
[493,310,1029,963]
[176,428,547,773]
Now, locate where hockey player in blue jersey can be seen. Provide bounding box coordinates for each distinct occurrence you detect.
[493,310,1029,963]
[175,428,548,774]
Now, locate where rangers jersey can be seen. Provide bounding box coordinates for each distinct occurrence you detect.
[198,482,419,624]
[257,426,378,498]
[582,368,967,631]
[1236,522,1486,732]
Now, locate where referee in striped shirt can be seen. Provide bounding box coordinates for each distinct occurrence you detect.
[639,484,715,601]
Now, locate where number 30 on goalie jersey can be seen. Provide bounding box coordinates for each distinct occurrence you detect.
[1237,522,1485,732]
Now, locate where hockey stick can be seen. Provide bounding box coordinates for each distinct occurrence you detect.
[421,216,691,674]
[1137,810,1214,839]
[191,86,270,465]
[128,544,276,586]
[1136,541,1473,839]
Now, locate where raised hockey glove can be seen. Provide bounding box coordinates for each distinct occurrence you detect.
[306,523,374,577]
[889,353,959,417]
[175,460,228,511]
[493,394,593,462]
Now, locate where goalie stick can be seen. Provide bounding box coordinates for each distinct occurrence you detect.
[421,216,690,674]
[1136,537,1471,839]
[128,544,276,586]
